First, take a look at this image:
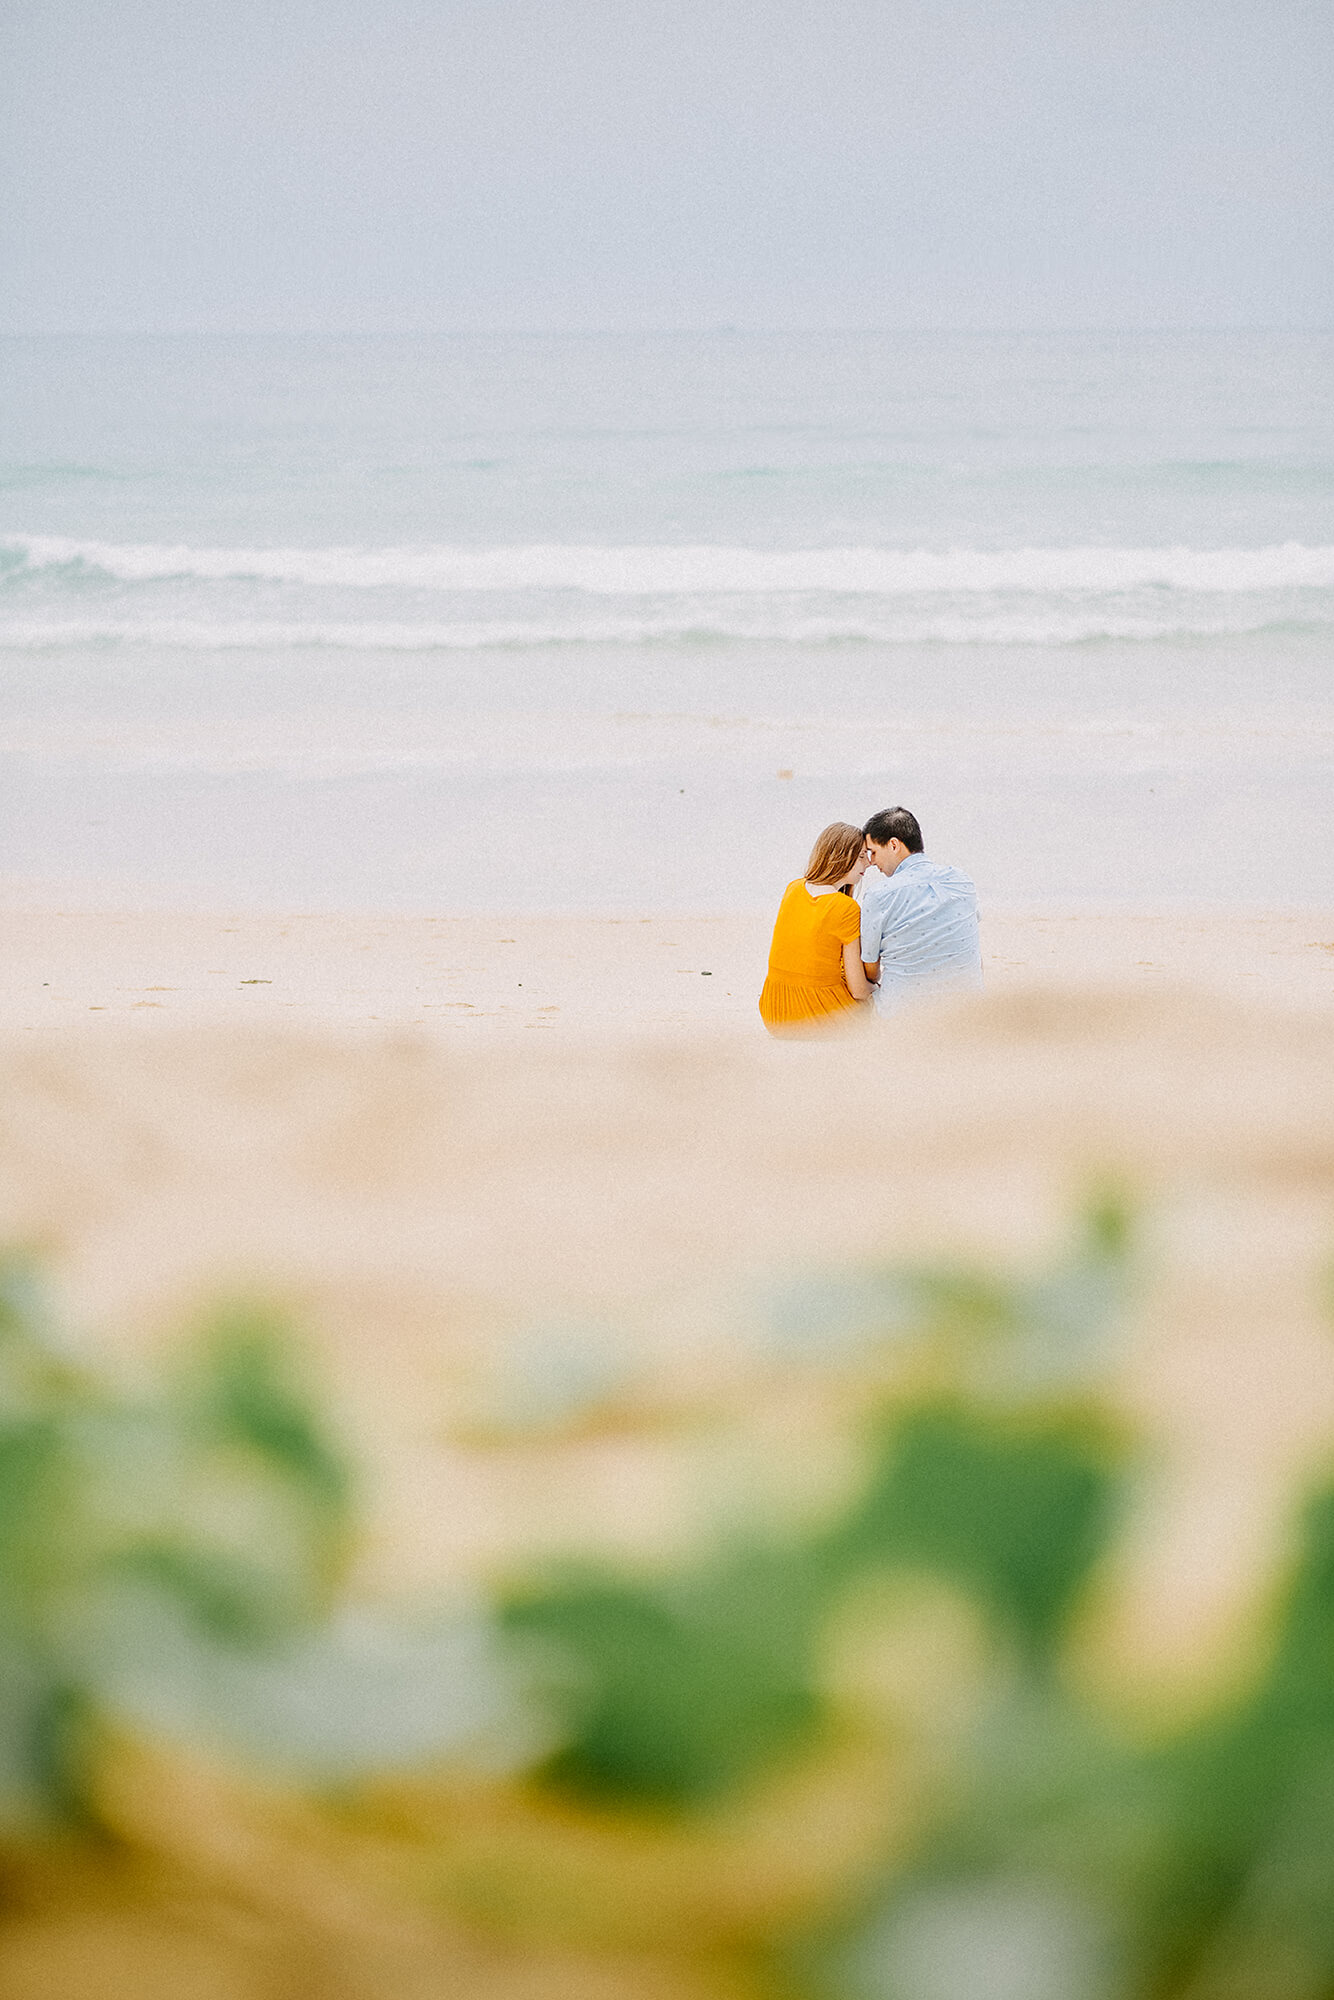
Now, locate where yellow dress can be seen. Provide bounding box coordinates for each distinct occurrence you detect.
[758,880,864,1036]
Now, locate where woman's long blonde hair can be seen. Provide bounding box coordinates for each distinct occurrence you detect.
[805,822,865,887]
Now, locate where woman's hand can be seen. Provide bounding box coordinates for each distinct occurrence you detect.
[843,941,872,1001]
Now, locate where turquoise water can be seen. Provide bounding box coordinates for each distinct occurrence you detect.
[1,332,1331,908]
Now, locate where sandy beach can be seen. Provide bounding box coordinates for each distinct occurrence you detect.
[4,903,1333,1038]
[3,897,1333,1613]
[0,975,1331,1682]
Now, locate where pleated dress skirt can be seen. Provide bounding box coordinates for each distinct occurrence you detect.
[758,974,863,1038]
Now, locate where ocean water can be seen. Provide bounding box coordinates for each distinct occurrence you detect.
[1,331,1331,911]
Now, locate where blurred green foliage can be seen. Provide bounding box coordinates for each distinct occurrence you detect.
[3,1196,1334,2000]
[0,1259,353,1820]
[502,1552,825,1805]
[500,1404,1119,1806]
[0,1264,524,1806]
[502,1199,1133,1808]
[496,1200,1334,1999]
[812,1471,1334,2000]
[830,1404,1119,1658]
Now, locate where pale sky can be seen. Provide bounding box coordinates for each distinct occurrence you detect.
[3,0,1331,333]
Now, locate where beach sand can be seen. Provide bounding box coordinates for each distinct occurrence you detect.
[3,903,1333,1037]
[1,966,1331,1628]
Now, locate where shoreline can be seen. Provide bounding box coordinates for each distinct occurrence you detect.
[4,903,1333,1038]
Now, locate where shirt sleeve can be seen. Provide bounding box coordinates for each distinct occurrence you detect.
[830,895,861,946]
[859,892,883,962]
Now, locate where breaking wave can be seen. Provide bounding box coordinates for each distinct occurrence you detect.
[0,613,1323,652]
[4,535,1334,595]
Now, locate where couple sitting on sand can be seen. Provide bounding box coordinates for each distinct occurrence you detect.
[759,807,982,1037]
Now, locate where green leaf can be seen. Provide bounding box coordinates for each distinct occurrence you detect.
[501,1546,827,1807]
[0,1417,64,1622]
[191,1316,349,1518]
[828,1404,1121,1658]
[104,1541,305,1647]
[0,1639,68,1825]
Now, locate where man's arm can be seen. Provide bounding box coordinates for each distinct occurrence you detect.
[859,895,883,987]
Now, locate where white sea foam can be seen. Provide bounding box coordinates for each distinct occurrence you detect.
[0,609,1320,652]
[5,536,1334,594]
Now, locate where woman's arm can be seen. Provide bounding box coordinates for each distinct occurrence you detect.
[843,940,872,1000]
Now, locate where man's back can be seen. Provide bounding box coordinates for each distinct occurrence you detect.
[859,852,982,1015]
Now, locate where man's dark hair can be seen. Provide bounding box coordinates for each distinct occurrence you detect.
[863,807,923,853]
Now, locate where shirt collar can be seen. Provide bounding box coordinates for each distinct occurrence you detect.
[866,854,925,893]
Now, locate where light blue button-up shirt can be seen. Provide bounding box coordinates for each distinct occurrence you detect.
[858,853,983,1016]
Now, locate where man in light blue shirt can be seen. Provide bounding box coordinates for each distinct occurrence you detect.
[858,806,982,1017]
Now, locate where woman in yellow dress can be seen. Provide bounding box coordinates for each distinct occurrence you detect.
[759,822,873,1036]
